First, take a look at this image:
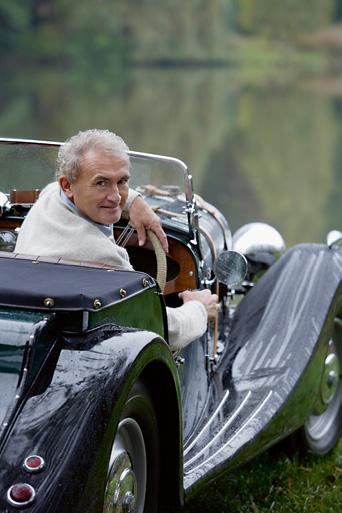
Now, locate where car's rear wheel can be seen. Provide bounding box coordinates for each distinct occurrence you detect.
[103,382,159,513]
[303,322,342,455]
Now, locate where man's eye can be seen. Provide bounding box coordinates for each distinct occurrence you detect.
[119,178,129,185]
[96,181,106,187]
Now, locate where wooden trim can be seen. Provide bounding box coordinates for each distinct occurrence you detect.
[164,238,197,294]
[114,229,197,295]
[10,189,40,204]
[0,219,21,229]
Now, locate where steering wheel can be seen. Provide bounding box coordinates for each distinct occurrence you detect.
[147,229,167,292]
[119,210,167,292]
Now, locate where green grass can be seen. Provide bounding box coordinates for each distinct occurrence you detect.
[165,439,342,513]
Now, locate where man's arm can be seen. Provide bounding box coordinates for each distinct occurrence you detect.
[125,191,169,253]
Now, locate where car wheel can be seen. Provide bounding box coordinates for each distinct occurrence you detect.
[303,330,342,455]
[103,382,159,513]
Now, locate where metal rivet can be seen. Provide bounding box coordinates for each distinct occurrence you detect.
[93,299,102,309]
[142,278,149,288]
[44,297,55,308]
[119,288,127,298]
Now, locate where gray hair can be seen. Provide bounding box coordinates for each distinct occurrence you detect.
[56,129,130,182]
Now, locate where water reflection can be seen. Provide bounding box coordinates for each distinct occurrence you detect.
[0,66,340,246]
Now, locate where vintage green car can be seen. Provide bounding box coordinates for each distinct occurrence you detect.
[0,138,341,513]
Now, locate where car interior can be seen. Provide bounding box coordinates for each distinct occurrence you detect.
[0,189,198,309]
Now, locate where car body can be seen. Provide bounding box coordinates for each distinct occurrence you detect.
[0,138,341,513]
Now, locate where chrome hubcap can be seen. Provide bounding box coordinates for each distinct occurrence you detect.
[123,491,136,513]
[320,350,339,405]
[103,418,146,513]
[306,339,341,441]
[105,453,137,513]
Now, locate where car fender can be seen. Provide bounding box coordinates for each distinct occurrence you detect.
[0,327,183,512]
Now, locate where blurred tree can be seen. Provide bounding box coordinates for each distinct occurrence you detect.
[230,87,335,243]
[233,0,335,38]
[0,0,339,64]
[0,0,30,53]
[336,0,342,19]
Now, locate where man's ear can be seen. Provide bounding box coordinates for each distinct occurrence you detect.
[59,176,74,200]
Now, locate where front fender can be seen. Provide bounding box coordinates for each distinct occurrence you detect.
[0,327,182,513]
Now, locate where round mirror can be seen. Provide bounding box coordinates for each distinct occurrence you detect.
[214,250,248,287]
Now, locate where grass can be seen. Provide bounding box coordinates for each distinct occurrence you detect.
[164,438,342,513]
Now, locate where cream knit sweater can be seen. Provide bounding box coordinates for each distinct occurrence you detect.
[15,183,207,350]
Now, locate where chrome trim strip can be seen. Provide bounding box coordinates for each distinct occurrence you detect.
[0,137,62,146]
[184,390,252,469]
[185,391,273,473]
[184,390,230,456]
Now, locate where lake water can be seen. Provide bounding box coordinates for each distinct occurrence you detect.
[0,65,341,247]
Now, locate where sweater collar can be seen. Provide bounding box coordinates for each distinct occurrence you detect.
[59,188,113,237]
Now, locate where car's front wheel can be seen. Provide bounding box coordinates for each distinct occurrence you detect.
[303,320,342,455]
[103,382,159,513]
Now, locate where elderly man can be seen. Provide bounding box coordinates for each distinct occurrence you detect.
[15,129,218,349]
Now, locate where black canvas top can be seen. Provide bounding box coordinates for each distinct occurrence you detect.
[0,254,156,311]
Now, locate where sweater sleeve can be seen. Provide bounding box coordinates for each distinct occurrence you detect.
[166,300,208,351]
[123,188,141,213]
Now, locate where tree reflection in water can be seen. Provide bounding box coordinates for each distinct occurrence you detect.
[0,66,340,247]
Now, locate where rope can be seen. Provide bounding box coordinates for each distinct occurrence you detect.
[147,229,167,292]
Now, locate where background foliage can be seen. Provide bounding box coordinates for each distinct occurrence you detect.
[0,0,341,65]
[0,2,342,512]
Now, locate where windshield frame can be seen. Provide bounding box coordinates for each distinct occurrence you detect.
[0,137,194,203]
[0,137,205,273]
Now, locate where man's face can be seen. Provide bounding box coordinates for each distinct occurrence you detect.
[59,149,130,225]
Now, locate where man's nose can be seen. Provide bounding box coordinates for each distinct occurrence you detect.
[107,185,121,203]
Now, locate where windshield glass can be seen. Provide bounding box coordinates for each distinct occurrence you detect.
[0,140,191,200]
[0,141,57,191]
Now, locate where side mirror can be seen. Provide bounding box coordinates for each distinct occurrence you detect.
[214,250,248,287]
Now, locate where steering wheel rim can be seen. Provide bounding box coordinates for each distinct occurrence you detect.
[147,229,167,292]
[119,211,167,292]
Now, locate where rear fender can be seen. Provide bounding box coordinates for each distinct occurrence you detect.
[0,327,183,513]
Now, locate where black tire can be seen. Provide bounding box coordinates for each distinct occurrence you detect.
[302,320,342,455]
[103,382,159,513]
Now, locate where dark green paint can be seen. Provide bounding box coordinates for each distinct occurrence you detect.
[0,308,49,427]
[88,288,165,337]
[0,308,46,375]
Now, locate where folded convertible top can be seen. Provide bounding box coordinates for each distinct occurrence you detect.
[0,253,156,311]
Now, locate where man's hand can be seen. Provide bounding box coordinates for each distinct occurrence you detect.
[179,289,219,321]
[129,195,169,253]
